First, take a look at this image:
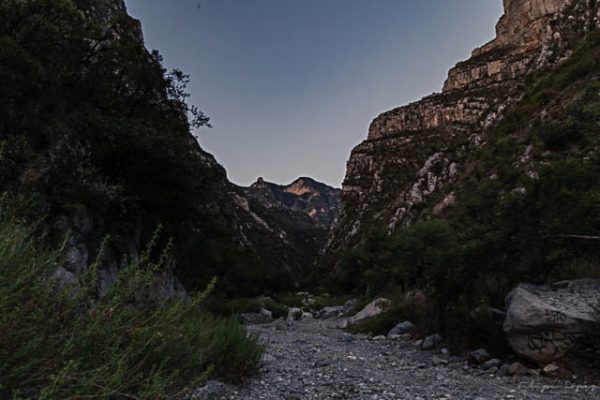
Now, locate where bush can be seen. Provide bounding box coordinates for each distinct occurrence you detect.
[0,209,263,399]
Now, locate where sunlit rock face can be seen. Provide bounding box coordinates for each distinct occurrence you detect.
[326,0,600,258]
[245,177,340,229]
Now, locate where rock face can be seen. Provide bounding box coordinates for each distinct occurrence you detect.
[503,279,600,364]
[326,0,600,257]
[244,177,341,229]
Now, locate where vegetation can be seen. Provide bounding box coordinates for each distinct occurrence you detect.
[0,207,264,399]
[332,30,600,350]
[0,0,294,296]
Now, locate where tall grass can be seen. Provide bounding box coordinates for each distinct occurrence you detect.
[0,207,263,399]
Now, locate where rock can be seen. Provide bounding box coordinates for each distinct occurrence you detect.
[312,359,331,368]
[259,307,273,318]
[340,333,355,343]
[503,279,600,363]
[261,354,276,365]
[542,363,560,376]
[338,318,349,329]
[508,362,532,376]
[432,355,448,367]
[482,359,501,370]
[287,307,304,321]
[468,349,491,364]
[421,333,443,351]
[317,305,345,319]
[387,321,417,338]
[347,298,391,325]
[497,364,511,377]
[372,335,386,341]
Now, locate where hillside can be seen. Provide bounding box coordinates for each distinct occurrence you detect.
[0,0,334,297]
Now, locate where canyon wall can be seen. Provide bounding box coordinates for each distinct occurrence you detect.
[326,0,600,258]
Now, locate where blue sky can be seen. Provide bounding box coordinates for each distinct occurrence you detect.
[124,0,503,187]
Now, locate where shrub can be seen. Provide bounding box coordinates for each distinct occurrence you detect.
[0,209,263,399]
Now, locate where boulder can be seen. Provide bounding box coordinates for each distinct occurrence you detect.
[347,298,391,325]
[482,358,501,370]
[421,333,443,350]
[503,279,600,364]
[467,349,491,364]
[387,321,417,338]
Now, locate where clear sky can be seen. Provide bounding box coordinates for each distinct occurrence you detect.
[124,0,503,187]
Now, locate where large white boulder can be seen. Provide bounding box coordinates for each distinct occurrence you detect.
[503,279,600,364]
[347,298,391,326]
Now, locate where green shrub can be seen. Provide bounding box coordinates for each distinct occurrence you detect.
[0,210,263,398]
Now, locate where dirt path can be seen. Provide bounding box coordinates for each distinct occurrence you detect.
[192,317,600,399]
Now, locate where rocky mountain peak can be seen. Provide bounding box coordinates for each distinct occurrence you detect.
[284,177,321,196]
[492,0,562,52]
[244,177,341,229]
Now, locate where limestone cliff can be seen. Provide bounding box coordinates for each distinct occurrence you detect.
[326,0,600,257]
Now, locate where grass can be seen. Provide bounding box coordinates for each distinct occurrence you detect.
[0,204,264,399]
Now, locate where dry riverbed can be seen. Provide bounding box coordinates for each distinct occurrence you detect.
[192,317,600,400]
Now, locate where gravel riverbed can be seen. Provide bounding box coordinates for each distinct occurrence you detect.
[193,317,600,400]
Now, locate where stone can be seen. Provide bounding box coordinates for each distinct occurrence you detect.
[287,307,304,321]
[259,307,273,318]
[317,305,345,319]
[340,333,355,343]
[508,362,531,376]
[421,333,443,351]
[387,321,417,338]
[542,363,560,376]
[482,359,501,370]
[347,298,391,325]
[503,279,600,363]
[467,349,491,364]
[372,335,386,341]
[497,364,511,377]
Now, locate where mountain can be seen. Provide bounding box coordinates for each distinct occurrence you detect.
[326,0,600,258]
[0,0,332,297]
[229,177,341,287]
[244,177,341,229]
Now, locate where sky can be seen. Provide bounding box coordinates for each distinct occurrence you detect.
[124,0,504,187]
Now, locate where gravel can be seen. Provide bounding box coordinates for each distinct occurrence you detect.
[190,317,600,399]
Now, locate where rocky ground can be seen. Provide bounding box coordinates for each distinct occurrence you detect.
[191,317,600,400]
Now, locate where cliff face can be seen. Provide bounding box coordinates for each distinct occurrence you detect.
[327,0,600,257]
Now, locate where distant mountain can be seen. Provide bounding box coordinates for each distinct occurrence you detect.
[244,177,341,229]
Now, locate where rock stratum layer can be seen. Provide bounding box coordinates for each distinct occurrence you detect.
[326,0,600,256]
